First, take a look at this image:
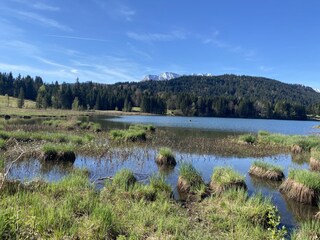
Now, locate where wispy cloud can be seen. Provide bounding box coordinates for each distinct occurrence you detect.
[119,6,135,21]
[33,2,60,11]
[46,34,109,42]
[127,30,187,42]
[16,11,71,31]
[0,40,40,55]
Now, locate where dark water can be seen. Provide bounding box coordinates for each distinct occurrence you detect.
[6,115,320,231]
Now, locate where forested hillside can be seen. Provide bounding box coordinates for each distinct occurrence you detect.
[1,72,320,120]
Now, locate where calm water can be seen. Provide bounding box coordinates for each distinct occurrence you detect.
[7,115,320,231]
[98,115,320,135]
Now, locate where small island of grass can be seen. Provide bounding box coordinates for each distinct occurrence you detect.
[249,161,284,181]
[156,147,176,167]
[177,163,205,194]
[279,169,320,205]
[41,144,76,162]
[310,149,320,171]
[210,167,246,194]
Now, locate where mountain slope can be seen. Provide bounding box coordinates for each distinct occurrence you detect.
[134,74,320,106]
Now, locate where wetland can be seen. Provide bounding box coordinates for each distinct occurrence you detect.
[1,113,320,239]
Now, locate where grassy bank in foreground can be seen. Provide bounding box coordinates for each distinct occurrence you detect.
[0,169,287,239]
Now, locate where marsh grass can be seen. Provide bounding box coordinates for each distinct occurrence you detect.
[111,169,137,191]
[211,167,245,185]
[156,147,176,166]
[178,163,205,193]
[158,147,174,158]
[0,139,5,149]
[252,161,283,172]
[310,149,320,171]
[0,130,93,145]
[0,168,288,239]
[292,220,320,240]
[257,131,320,151]
[42,144,76,162]
[280,169,320,205]
[211,167,246,194]
[239,134,257,144]
[43,119,102,132]
[129,124,155,132]
[249,161,284,181]
[288,169,320,190]
[109,128,146,142]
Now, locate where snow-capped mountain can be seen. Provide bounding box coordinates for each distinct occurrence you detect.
[142,72,213,81]
[142,72,180,81]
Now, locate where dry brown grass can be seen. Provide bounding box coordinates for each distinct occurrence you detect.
[310,157,320,171]
[249,166,284,181]
[291,144,304,154]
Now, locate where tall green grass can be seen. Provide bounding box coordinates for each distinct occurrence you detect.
[211,167,245,185]
[112,169,137,191]
[257,131,320,151]
[0,168,287,239]
[158,147,174,158]
[288,169,320,190]
[109,129,146,142]
[0,130,94,145]
[252,160,283,172]
[179,163,205,192]
[292,220,320,240]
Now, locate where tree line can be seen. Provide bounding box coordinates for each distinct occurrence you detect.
[1,71,319,120]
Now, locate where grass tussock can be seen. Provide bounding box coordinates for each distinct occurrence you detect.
[111,169,137,191]
[178,163,205,194]
[249,161,284,181]
[279,169,320,205]
[42,144,76,162]
[156,147,176,166]
[210,167,246,194]
[0,168,287,239]
[292,220,320,240]
[109,129,146,142]
[310,149,320,171]
[109,124,155,142]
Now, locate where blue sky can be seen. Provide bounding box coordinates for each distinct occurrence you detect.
[0,0,320,89]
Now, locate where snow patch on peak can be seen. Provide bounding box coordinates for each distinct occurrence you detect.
[142,72,180,81]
